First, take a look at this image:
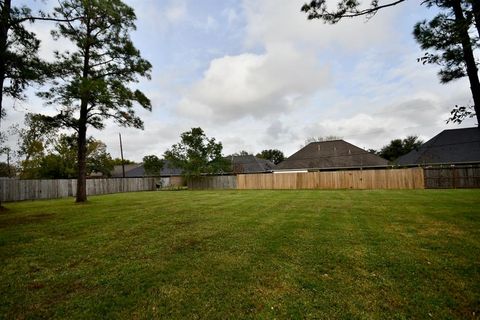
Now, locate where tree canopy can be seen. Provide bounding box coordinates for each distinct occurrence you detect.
[256,149,285,165]
[38,0,152,202]
[0,161,15,177]
[19,133,113,179]
[375,135,424,162]
[0,0,79,126]
[15,114,57,163]
[142,155,164,176]
[111,157,135,165]
[301,0,406,22]
[301,136,343,148]
[230,150,252,156]
[164,128,230,177]
[0,0,44,123]
[302,0,480,126]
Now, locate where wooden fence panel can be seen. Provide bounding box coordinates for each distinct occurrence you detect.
[0,177,158,202]
[237,173,273,190]
[169,176,185,187]
[155,177,184,188]
[237,168,425,190]
[187,176,236,190]
[424,166,480,188]
[274,173,296,189]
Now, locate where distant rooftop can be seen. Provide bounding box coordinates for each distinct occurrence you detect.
[111,160,182,177]
[397,127,480,165]
[275,140,388,170]
[230,155,275,173]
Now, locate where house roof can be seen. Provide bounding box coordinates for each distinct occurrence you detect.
[111,164,143,177]
[230,155,275,173]
[111,160,183,177]
[397,127,480,165]
[275,140,388,170]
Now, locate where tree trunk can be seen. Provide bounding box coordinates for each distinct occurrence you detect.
[452,0,480,126]
[76,106,88,202]
[76,18,91,203]
[0,0,10,210]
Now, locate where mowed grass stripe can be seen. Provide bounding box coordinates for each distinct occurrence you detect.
[0,190,479,319]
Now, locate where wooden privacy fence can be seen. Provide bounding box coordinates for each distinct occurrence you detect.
[6,167,477,200]
[187,168,425,190]
[0,177,158,202]
[237,168,424,190]
[187,175,236,190]
[424,165,480,188]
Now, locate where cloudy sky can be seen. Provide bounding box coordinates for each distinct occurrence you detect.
[2,0,477,162]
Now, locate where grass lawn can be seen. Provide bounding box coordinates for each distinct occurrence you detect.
[0,190,479,319]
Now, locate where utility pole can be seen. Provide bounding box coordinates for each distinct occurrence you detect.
[119,133,125,178]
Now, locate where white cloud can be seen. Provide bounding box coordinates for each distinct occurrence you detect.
[177,42,330,121]
[242,0,403,51]
[92,120,189,161]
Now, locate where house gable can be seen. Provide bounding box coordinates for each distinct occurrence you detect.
[275,140,388,171]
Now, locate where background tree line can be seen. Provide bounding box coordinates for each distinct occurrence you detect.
[0,113,134,179]
[11,114,115,179]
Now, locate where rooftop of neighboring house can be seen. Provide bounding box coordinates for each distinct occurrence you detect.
[111,160,183,177]
[111,164,143,177]
[275,140,388,171]
[230,155,275,173]
[397,127,480,165]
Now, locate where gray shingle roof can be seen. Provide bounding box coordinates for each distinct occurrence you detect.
[397,127,480,165]
[230,155,275,173]
[275,140,388,170]
[111,164,143,177]
[111,156,273,176]
[111,160,182,177]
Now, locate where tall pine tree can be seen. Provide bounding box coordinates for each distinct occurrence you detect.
[39,0,152,202]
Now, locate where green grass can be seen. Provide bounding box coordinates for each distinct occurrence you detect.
[0,190,479,319]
